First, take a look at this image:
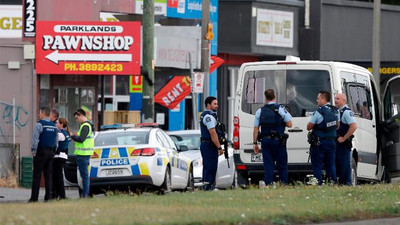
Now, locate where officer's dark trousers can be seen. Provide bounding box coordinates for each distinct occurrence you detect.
[261,137,288,185]
[336,144,351,185]
[310,139,337,185]
[200,142,218,190]
[29,148,55,202]
[52,157,67,199]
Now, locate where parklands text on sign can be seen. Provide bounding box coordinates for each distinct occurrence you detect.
[36,21,141,75]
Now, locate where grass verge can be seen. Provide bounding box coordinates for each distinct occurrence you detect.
[1,184,400,225]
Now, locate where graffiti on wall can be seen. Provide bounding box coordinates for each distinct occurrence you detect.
[0,101,29,142]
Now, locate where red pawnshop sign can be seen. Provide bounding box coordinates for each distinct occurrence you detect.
[35,21,141,75]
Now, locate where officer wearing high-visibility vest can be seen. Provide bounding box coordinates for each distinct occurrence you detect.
[71,109,94,198]
[200,96,224,191]
[253,89,292,185]
[29,107,58,202]
[307,91,339,185]
[334,93,357,185]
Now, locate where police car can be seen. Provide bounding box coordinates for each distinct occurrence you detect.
[77,125,192,194]
[168,130,236,189]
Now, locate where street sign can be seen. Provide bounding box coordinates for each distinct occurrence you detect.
[35,21,141,75]
[192,72,204,93]
[154,76,191,109]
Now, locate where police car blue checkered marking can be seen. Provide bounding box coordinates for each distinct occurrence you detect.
[90,167,98,178]
[157,158,162,166]
[102,148,110,158]
[119,148,128,157]
[180,161,188,171]
[131,164,140,175]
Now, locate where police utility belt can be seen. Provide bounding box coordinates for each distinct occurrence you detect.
[258,131,289,146]
[307,133,336,147]
[39,146,57,152]
[201,138,212,142]
[337,135,354,148]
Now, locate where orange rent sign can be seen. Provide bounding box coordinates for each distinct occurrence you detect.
[155,76,191,109]
[35,21,141,75]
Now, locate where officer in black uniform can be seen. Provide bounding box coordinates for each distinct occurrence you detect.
[253,89,292,185]
[29,107,58,202]
[307,91,339,185]
[200,96,224,191]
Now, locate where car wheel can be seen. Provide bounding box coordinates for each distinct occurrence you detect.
[351,158,358,186]
[78,187,83,198]
[159,167,171,194]
[229,170,237,190]
[187,166,195,192]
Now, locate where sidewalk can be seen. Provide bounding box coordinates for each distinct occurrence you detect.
[0,187,80,203]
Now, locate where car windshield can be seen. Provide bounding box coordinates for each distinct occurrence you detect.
[169,133,200,150]
[95,131,149,147]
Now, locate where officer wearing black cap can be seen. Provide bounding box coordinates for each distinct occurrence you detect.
[307,91,339,185]
[29,107,58,202]
[200,96,224,191]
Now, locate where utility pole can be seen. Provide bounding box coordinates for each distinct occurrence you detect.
[373,0,381,95]
[201,0,211,109]
[142,0,155,122]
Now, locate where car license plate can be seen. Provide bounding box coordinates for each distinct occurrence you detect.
[105,169,124,176]
[251,153,263,162]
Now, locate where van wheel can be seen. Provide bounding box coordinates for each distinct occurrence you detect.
[381,168,391,184]
[351,158,358,186]
[159,167,171,194]
[236,170,248,188]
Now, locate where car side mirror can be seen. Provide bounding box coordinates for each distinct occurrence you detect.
[178,145,189,152]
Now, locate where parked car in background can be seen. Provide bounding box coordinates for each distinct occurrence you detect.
[65,124,192,194]
[167,130,236,189]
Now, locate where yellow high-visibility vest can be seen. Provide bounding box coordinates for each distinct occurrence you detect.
[74,122,94,156]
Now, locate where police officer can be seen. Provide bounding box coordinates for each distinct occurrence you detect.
[29,107,58,202]
[253,89,292,185]
[335,93,357,185]
[52,117,71,199]
[71,109,94,198]
[200,96,224,191]
[307,91,339,185]
[50,108,59,123]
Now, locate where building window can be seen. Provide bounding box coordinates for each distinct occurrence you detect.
[116,76,130,95]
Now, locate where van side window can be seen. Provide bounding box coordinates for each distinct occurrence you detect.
[241,69,330,117]
[341,72,373,120]
[347,85,373,120]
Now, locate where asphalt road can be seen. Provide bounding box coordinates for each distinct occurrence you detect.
[311,218,400,225]
[0,187,80,203]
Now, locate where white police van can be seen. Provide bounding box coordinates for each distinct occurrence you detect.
[232,56,400,186]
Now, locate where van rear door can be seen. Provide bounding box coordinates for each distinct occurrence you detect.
[237,63,333,166]
[382,75,400,178]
